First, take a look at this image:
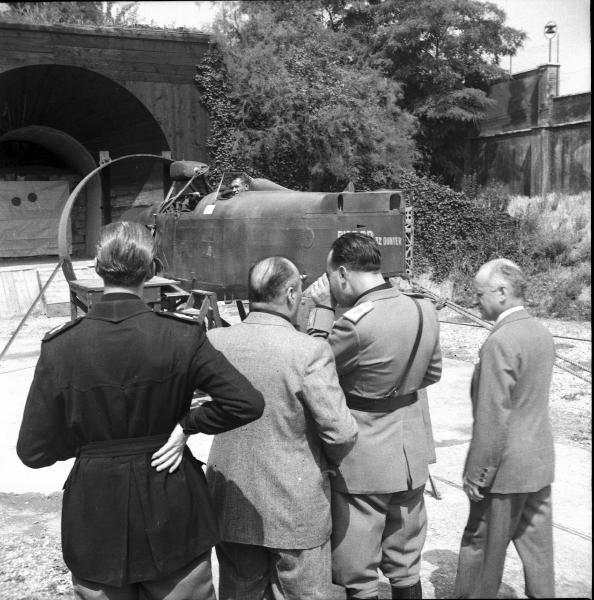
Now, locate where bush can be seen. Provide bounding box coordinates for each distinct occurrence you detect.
[422,190,591,320]
[408,180,591,320]
[399,171,521,282]
[463,177,511,213]
[527,263,591,320]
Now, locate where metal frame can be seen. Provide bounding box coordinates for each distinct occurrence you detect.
[58,153,175,282]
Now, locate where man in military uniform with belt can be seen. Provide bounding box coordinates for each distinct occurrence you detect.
[307,232,442,600]
[17,221,264,600]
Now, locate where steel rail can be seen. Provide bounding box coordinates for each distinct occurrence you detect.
[0,261,62,364]
[439,319,591,343]
[430,475,592,542]
[413,282,592,381]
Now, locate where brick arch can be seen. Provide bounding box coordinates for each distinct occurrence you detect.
[0,64,169,157]
[0,64,171,255]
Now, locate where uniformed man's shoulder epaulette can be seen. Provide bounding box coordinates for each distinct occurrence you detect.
[42,317,84,342]
[155,311,200,325]
[402,291,428,300]
[342,301,374,324]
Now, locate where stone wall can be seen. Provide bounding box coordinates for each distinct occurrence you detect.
[466,65,591,196]
[0,22,212,257]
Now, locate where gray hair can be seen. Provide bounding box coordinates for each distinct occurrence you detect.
[95,221,155,287]
[248,256,300,303]
[479,258,527,299]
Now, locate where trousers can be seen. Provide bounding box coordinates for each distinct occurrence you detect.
[216,539,332,600]
[72,551,216,600]
[331,485,427,599]
[454,485,554,598]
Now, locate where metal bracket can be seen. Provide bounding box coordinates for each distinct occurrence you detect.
[404,205,414,277]
[184,290,222,329]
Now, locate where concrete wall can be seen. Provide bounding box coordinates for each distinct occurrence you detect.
[466,65,591,196]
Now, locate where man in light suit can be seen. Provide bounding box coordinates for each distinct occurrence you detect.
[454,258,556,598]
[205,256,358,600]
[307,233,442,600]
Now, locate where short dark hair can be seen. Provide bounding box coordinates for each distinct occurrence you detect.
[95,221,155,287]
[330,232,381,272]
[231,175,250,187]
[248,256,299,303]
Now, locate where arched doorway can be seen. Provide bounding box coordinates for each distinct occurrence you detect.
[0,64,170,257]
[0,126,101,254]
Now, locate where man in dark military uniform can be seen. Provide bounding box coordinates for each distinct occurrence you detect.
[17,221,264,600]
[307,232,442,600]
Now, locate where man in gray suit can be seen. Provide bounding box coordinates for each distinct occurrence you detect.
[454,258,556,598]
[307,233,442,600]
[205,256,358,600]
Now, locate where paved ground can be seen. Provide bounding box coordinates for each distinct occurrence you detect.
[0,317,591,599]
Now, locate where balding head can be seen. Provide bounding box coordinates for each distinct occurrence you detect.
[248,256,303,319]
[475,259,527,300]
[473,258,526,321]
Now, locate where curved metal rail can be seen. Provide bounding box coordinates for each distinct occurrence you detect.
[58,153,174,281]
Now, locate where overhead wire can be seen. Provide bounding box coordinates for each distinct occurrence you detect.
[439,319,591,343]
[412,281,592,383]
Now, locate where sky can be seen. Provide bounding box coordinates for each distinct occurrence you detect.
[492,0,590,95]
[136,1,591,95]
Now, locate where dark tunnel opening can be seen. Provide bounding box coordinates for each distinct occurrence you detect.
[0,64,170,258]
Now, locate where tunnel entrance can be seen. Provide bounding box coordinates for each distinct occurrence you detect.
[0,64,170,259]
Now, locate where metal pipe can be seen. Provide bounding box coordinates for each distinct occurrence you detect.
[0,262,62,364]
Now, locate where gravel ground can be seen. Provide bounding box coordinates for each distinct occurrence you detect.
[0,307,590,600]
[436,306,592,450]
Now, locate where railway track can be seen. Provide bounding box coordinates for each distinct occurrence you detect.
[429,474,592,542]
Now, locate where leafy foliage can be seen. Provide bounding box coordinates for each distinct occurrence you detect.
[420,187,592,320]
[197,1,418,191]
[326,0,526,186]
[399,170,521,282]
[194,45,238,185]
[3,2,140,26]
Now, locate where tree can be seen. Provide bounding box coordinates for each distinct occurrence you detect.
[3,2,140,27]
[326,0,526,186]
[201,0,417,191]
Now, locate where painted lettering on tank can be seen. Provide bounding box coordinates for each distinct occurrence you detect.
[337,230,401,246]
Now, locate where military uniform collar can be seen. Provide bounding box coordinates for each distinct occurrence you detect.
[86,294,152,323]
[354,282,400,306]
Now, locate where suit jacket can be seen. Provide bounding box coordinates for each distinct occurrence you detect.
[465,309,555,494]
[17,294,264,586]
[206,311,358,549]
[308,286,442,493]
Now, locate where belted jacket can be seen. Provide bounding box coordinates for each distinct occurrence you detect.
[308,284,442,493]
[17,293,264,586]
